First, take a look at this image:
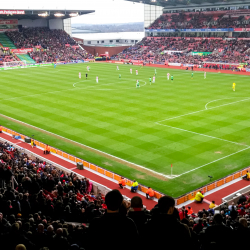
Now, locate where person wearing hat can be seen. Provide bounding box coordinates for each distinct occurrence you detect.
[195,190,204,203]
[118,177,126,189]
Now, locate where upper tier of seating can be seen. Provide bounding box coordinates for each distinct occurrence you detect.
[148,10,250,30]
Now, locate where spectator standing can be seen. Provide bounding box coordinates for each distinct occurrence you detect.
[128,196,150,235]
[144,196,191,250]
[88,190,138,250]
[202,214,233,249]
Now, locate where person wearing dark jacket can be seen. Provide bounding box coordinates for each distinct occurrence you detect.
[88,189,138,250]
[237,194,247,205]
[144,196,191,250]
[202,214,233,249]
[128,196,151,235]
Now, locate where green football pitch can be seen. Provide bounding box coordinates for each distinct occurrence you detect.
[1,63,250,197]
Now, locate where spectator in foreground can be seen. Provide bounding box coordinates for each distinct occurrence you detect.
[238,194,247,205]
[88,189,138,250]
[144,196,191,250]
[128,196,150,235]
[203,214,233,249]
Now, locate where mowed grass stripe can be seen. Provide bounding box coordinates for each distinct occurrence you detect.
[0,63,250,196]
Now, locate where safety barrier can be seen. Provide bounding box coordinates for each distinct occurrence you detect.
[0,126,164,200]
[0,135,133,204]
[1,125,249,205]
[176,167,250,205]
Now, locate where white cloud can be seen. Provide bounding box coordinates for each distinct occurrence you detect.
[1,0,144,24]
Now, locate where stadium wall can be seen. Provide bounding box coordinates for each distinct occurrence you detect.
[18,19,48,27]
[49,19,64,30]
[82,45,130,57]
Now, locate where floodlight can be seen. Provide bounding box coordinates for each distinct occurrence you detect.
[69,13,79,17]
[54,13,65,17]
[38,12,49,17]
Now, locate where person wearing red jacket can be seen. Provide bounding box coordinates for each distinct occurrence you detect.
[118,177,126,189]
[146,187,154,199]
[187,206,193,215]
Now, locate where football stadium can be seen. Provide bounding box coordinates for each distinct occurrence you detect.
[1,1,250,249]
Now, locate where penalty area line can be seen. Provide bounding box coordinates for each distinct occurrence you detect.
[156,97,250,123]
[177,146,250,177]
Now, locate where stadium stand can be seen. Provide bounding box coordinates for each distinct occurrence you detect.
[113,37,250,67]
[0,33,17,49]
[147,10,250,30]
[0,138,250,250]
[5,28,92,63]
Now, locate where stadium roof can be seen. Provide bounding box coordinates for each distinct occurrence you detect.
[126,0,250,9]
[0,9,95,20]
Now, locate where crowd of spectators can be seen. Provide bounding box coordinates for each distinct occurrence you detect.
[0,50,16,65]
[1,139,250,250]
[113,37,250,67]
[5,28,92,63]
[148,11,249,30]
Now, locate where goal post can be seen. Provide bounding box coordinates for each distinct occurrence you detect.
[3,61,27,68]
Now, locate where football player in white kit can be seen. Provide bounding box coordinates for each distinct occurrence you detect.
[117,65,119,70]
[96,76,99,83]
[152,75,155,83]
[136,70,138,75]
[167,73,170,80]
[130,68,132,74]
[204,71,206,79]
[79,72,81,79]
[87,66,90,71]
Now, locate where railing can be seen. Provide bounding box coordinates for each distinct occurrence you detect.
[0,136,122,200]
[1,124,250,206]
[0,126,164,200]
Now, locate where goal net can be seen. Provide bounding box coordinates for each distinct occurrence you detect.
[3,61,27,68]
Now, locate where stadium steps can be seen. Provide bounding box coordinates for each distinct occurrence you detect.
[0,33,16,49]
[17,54,36,64]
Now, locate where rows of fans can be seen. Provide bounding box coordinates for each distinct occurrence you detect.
[0,140,250,250]
[5,28,92,63]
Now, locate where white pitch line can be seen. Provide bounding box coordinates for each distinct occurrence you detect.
[0,113,171,179]
[156,123,250,147]
[157,97,250,123]
[177,146,250,177]
[155,97,250,179]
[205,97,250,110]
